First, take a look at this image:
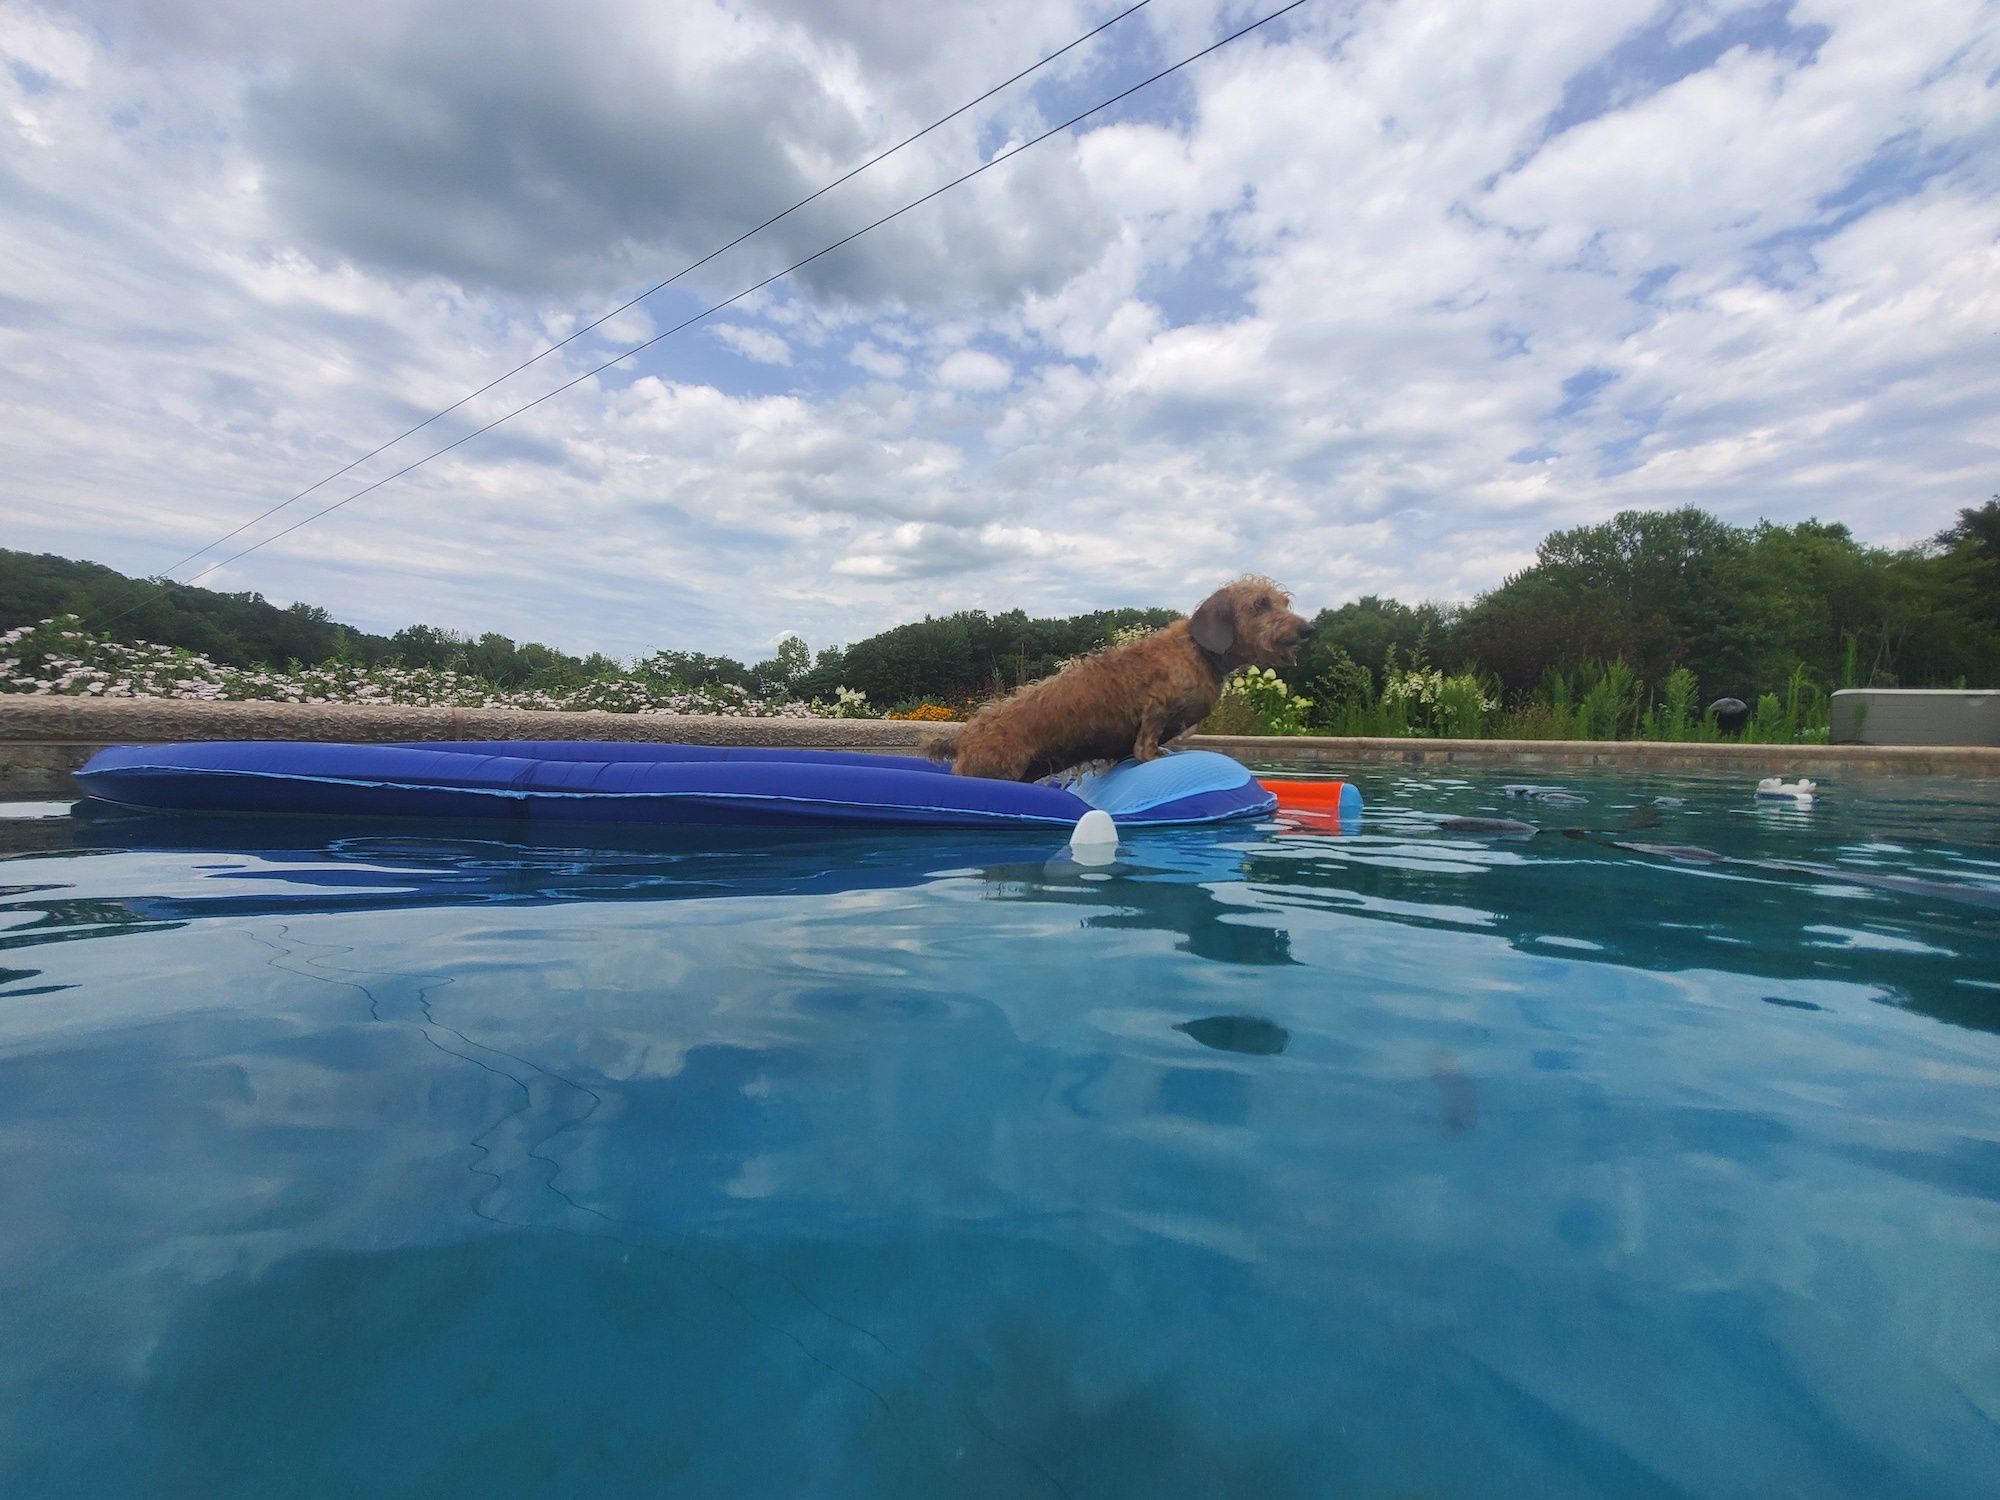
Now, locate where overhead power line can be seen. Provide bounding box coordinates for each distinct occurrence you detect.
[116,0,1313,617]
[146,0,1158,583]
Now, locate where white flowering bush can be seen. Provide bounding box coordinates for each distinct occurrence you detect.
[0,617,866,719]
[827,686,874,719]
[1229,665,1314,736]
[1200,665,1314,736]
[1381,664,1497,737]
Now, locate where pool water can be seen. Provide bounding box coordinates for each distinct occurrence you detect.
[2,767,1997,1498]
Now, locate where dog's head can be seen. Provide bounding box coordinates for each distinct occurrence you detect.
[1188,576,1314,668]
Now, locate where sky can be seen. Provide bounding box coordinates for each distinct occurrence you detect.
[2,0,1996,663]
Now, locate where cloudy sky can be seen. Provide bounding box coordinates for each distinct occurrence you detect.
[3,0,1996,661]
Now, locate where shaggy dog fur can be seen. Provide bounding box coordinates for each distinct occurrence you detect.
[924,577,1315,782]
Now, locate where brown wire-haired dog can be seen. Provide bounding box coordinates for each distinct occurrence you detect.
[925,577,1315,782]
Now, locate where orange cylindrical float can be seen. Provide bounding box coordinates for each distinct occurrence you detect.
[1258,778,1364,827]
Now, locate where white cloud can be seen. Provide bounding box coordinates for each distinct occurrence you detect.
[1,0,1995,660]
[710,323,793,365]
[934,348,1013,392]
[848,340,907,378]
[0,4,92,86]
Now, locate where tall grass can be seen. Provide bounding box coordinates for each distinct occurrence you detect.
[1741,663,1830,744]
[1277,653,1831,743]
[1574,658,1641,740]
[1641,666,1702,741]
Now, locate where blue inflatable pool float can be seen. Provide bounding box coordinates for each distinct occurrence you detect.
[74,740,1284,830]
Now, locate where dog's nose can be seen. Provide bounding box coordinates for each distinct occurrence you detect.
[1297,619,1317,640]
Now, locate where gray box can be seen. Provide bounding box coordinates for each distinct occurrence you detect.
[1830,689,2000,746]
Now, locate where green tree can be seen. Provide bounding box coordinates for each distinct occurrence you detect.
[636,649,752,692]
[0,547,393,667]
[1294,595,1447,691]
[390,624,465,670]
[751,634,812,697]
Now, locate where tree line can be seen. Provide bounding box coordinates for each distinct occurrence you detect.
[1285,500,1999,725]
[4,499,1994,717]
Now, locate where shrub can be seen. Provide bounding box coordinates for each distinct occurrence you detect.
[0,617,831,718]
[1201,666,1313,736]
[823,686,875,719]
[1303,646,1375,732]
[1380,663,1497,737]
[1645,666,1702,741]
[1742,663,1828,743]
[1496,702,1574,740]
[1573,658,1641,740]
[0,616,1839,742]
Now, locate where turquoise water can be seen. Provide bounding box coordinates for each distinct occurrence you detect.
[2,768,1997,1498]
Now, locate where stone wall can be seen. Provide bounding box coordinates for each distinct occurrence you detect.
[0,699,936,798]
[4,698,1996,799]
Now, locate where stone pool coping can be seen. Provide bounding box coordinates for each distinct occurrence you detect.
[2,698,1996,798]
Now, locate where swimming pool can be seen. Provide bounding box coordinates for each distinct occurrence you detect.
[3,765,1996,1497]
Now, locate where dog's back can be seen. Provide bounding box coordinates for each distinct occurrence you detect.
[931,579,1313,782]
[945,624,1216,781]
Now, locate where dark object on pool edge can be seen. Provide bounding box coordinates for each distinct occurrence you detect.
[1708,696,1750,733]
[73,740,1288,831]
[1174,1015,1290,1055]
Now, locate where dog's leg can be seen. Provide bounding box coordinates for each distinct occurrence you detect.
[1134,705,1174,763]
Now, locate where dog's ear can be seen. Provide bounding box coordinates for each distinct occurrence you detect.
[1189,591,1235,655]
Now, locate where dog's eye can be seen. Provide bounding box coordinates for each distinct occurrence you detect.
[1253,598,1269,612]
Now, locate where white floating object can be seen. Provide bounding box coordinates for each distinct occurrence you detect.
[1755,776,1818,804]
[1068,808,1120,865]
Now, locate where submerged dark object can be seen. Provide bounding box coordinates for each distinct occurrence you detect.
[1427,1047,1479,1136]
[1612,840,1732,863]
[1611,839,2000,910]
[1708,697,1750,734]
[1501,785,1582,806]
[1174,1015,1290,1055]
[1439,816,1538,837]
